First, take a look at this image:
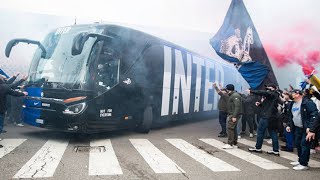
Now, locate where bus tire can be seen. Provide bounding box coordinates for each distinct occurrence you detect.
[137,106,153,133]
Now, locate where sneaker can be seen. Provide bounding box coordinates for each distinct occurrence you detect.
[238,135,241,139]
[0,144,3,148]
[240,131,246,135]
[218,133,227,138]
[219,131,223,135]
[253,131,257,136]
[0,138,2,141]
[248,147,262,153]
[267,150,280,156]
[222,144,234,149]
[249,133,254,138]
[293,164,309,170]
[310,149,316,154]
[16,123,24,127]
[290,161,300,166]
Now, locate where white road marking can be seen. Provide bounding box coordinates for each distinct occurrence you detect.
[166,139,240,172]
[0,139,27,159]
[89,139,123,175]
[13,139,69,179]
[200,139,288,170]
[130,139,185,173]
[238,138,320,168]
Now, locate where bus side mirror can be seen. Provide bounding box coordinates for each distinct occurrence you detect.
[5,39,46,58]
[5,39,18,58]
[72,33,114,56]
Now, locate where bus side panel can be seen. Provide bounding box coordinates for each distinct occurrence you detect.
[140,45,165,124]
[154,45,244,124]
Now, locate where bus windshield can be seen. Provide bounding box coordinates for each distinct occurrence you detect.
[29,26,104,90]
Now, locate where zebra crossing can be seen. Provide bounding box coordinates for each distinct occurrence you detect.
[0,137,319,179]
[89,139,123,175]
[13,139,69,178]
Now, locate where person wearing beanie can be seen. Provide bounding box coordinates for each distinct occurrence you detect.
[222,84,242,149]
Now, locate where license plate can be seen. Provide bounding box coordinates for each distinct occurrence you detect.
[36,119,44,124]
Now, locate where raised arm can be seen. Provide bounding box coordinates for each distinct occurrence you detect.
[213,82,224,96]
[250,89,276,99]
[9,75,27,89]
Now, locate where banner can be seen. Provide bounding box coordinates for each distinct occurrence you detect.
[210,0,278,89]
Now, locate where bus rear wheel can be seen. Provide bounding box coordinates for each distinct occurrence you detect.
[137,106,153,133]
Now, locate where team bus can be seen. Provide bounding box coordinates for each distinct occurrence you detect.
[5,24,248,133]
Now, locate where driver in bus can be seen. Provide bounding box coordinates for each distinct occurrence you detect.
[97,63,113,89]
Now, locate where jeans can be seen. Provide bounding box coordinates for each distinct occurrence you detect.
[237,116,242,135]
[294,127,311,166]
[284,127,293,150]
[242,114,254,133]
[255,117,279,152]
[0,113,4,134]
[218,111,228,134]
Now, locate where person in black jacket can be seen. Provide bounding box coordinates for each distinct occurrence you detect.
[213,82,229,137]
[7,75,28,126]
[280,92,294,152]
[306,114,320,141]
[286,89,318,170]
[248,84,280,156]
[0,75,27,148]
[241,90,259,138]
[3,72,21,124]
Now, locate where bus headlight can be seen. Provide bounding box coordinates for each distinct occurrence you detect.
[63,102,87,115]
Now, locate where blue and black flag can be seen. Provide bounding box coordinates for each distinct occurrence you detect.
[210,0,278,89]
[0,68,9,78]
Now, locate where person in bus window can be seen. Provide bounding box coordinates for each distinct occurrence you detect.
[97,63,113,89]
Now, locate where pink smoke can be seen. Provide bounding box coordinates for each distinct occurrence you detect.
[263,23,320,75]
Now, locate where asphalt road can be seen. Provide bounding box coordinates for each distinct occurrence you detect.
[0,118,319,180]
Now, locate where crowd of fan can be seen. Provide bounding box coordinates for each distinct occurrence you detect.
[213,79,320,171]
[0,73,28,148]
[1,71,320,171]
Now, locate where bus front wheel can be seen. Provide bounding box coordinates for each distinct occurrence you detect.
[137,106,153,133]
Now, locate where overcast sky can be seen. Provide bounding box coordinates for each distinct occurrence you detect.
[2,0,319,52]
[1,0,319,33]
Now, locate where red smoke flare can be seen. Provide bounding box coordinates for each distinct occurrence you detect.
[301,63,314,76]
[264,24,320,76]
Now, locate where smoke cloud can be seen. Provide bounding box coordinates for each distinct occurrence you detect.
[264,23,320,75]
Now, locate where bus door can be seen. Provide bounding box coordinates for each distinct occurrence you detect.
[88,40,120,120]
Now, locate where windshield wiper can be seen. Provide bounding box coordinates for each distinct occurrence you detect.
[25,77,47,87]
[55,82,72,92]
[25,80,72,92]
